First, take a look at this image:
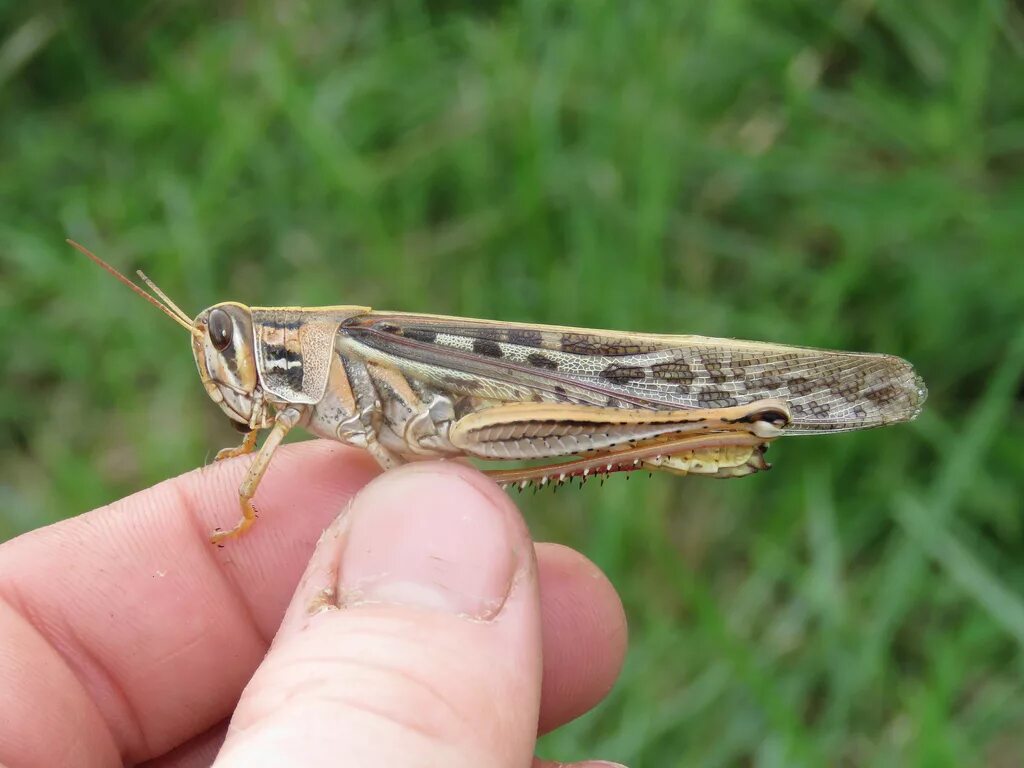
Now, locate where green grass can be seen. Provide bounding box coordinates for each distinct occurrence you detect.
[3,2,1024,765]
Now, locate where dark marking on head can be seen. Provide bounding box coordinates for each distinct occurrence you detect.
[599,364,646,385]
[473,338,503,358]
[223,348,240,376]
[527,352,559,370]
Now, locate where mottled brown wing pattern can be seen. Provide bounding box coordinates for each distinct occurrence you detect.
[339,313,927,433]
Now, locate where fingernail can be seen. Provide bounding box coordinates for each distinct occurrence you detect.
[337,467,519,620]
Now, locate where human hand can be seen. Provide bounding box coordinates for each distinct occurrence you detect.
[0,441,628,767]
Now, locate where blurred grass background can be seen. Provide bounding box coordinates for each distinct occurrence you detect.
[2,1,1024,765]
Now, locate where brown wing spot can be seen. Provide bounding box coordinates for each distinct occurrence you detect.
[827,373,863,403]
[733,352,771,368]
[526,352,559,370]
[758,375,787,391]
[553,385,572,402]
[852,405,868,419]
[473,338,503,358]
[808,401,830,417]
[508,329,543,346]
[696,389,739,407]
[651,361,695,392]
[470,327,506,341]
[706,364,728,384]
[404,328,438,343]
[561,333,606,355]
[788,376,817,396]
[702,353,746,384]
[599,364,646,384]
[560,332,661,356]
[864,382,901,406]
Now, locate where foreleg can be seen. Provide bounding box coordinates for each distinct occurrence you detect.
[210,406,303,544]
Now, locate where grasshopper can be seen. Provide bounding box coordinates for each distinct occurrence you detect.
[71,241,927,544]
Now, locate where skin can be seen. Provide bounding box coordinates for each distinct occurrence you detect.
[0,440,629,767]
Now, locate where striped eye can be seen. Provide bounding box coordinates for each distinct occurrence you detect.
[208,308,232,351]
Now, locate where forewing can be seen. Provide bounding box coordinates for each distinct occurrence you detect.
[339,312,927,433]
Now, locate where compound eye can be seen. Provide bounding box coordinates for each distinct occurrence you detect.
[208,308,232,351]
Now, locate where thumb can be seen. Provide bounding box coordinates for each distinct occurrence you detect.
[214,462,542,768]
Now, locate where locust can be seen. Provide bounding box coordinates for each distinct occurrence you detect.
[70,241,927,544]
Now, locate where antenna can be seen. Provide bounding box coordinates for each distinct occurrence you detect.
[136,269,193,326]
[67,240,202,338]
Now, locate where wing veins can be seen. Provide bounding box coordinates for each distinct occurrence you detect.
[344,324,662,408]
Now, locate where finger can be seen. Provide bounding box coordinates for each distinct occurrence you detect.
[535,543,627,734]
[0,442,627,767]
[215,462,542,768]
[130,546,624,768]
[0,440,381,767]
[134,547,625,768]
[139,722,226,768]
